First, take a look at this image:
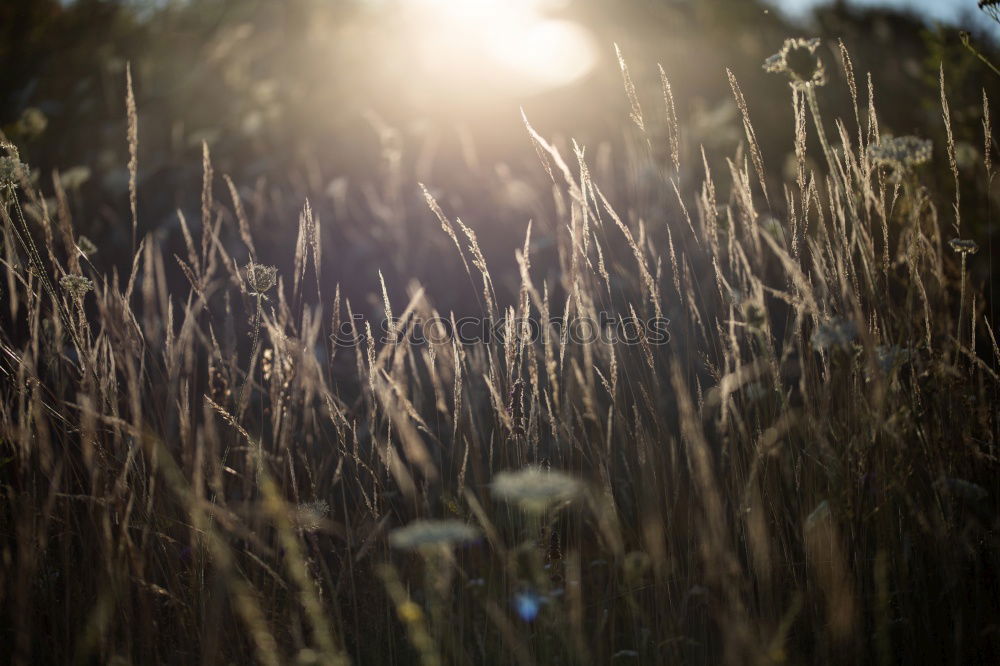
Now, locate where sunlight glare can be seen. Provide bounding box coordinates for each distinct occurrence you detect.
[405,0,596,95]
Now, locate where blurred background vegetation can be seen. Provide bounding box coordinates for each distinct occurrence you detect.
[3,3,1000,663]
[1,0,997,315]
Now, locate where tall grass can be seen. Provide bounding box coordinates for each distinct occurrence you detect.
[1,40,998,665]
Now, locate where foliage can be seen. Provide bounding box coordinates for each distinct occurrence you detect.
[1,1,999,664]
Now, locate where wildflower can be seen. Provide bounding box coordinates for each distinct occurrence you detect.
[623,551,651,587]
[513,590,544,622]
[296,499,330,532]
[245,262,278,296]
[981,0,1000,22]
[16,107,47,139]
[75,236,98,259]
[388,519,479,551]
[61,166,92,191]
[954,141,980,171]
[491,466,582,514]
[874,345,910,375]
[612,651,641,660]
[0,142,29,188]
[763,38,825,89]
[60,274,94,301]
[295,648,319,665]
[262,348,276,382]
[397,600,424,623]
[948,238,979,255]
[866,135,932,181]
[810,318,858,353]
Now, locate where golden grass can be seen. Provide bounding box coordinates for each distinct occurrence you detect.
[1,40,998,665]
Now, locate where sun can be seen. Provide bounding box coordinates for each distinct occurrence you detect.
[402,0,596,95]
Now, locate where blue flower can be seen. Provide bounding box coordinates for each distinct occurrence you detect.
[514,591,543,622]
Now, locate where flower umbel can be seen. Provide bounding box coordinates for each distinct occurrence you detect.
[948,238,979,255]
[764,38,825,89]
[245,263,278,296]
[76,236,98,258]
[867,135,932,180]
[0,142,29,189]
[491,466,582,514]
[981,0,1000,22]
[16,107,47,139]
[296,500,330,532]
[388,519,479,551]
[60,274,94,301]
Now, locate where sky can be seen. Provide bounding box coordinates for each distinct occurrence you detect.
[769,0,998,35]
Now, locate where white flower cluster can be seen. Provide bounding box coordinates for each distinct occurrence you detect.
[60,274,94,301]
[245,263,278,296]
[296,499,330,532]
[980,1,1000,22]
[0,142,29,189]
[388,519,479,551]
[491,466,581,514]
[867,136,933,172]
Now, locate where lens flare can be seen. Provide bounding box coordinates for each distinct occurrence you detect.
[404,0,596,96]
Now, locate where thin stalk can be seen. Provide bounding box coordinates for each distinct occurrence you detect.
[4,184,89,373]
[223,293,262,468]
[238,294,264,416]
[960,31,1000,80]
[805,85,837,182]
[958,252,967,351]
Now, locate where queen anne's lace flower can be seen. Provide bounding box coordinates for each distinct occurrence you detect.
[491,466,581,514]
[867,136,932,177]
[60,274,94,301]
[763,38,825,89]
[0,142,29,189]
[77,236,98,258]
[16,107,47,139]
[980,0,1000,22]
[296,500,330,532]
[245,263,278,296]
[948,238,979,255]
[388,519,479,551]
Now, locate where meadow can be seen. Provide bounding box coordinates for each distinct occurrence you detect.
[1,1,999,664]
